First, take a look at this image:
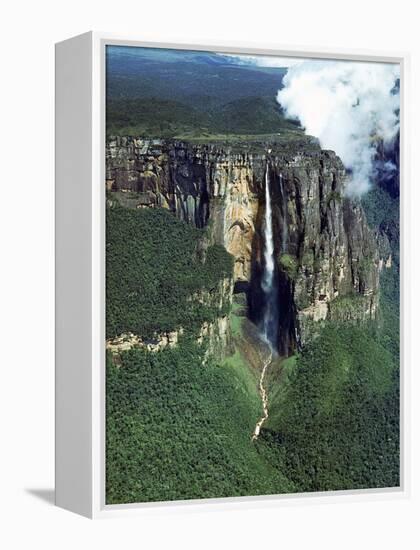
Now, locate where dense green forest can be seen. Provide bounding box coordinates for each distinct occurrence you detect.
[105,46,399,503]
[263,322,399,491]
[106,96,299,138]
[106,204,233,339]
[106,185,399,503]
[106,341,293,503]
[106,46,299,137]
[106,203,293,503]
[261,185,400,492]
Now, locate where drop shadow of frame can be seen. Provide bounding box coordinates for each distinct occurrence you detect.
[25,488,55,505]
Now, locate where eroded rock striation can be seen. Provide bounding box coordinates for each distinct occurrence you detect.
[106,136,389,352]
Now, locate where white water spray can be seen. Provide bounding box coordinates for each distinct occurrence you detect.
[262,168,275,295]
[261,167,278,350]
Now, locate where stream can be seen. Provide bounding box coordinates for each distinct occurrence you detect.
[251,351,272,441]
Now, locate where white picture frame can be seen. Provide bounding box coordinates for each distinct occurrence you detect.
[55,31,410,519]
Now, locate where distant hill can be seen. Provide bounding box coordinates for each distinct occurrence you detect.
[106,46,301,137]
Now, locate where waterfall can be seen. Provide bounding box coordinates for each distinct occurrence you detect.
[279,173,288,253]
[261,167,278,351]
[262,168,274,294]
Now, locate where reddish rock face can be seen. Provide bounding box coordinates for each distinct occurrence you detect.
[106,136,389,352]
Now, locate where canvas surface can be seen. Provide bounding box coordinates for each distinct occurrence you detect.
[104,45,400,505]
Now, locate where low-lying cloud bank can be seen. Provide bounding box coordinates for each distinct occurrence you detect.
[277,60,400,195]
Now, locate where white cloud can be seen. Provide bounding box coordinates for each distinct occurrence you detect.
[277,59,400,195]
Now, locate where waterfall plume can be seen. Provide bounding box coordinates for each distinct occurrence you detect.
[261,167,279,352]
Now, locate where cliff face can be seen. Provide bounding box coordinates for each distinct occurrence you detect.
[107,137,264,282]
[106,275,233,364]
[273,154,382,349]
[107,136,387,352]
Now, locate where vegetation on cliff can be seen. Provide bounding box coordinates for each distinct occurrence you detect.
[106,204,233,339]
[278,253,298,280]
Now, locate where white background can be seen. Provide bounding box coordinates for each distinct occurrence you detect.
[0,0,418,547]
